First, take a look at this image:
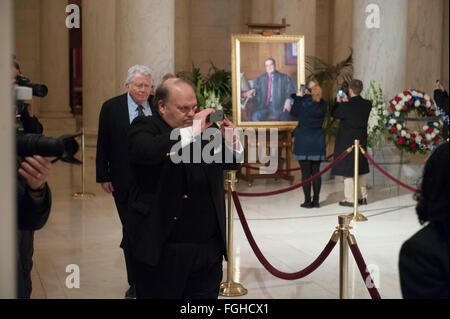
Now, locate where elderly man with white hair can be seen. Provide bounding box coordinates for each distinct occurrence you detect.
[96,65,155,299]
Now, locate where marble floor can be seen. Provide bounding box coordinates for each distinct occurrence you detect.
[29,158,424,299]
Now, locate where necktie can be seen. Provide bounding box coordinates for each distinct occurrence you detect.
[266,74,272,105]
[137,105,145,117]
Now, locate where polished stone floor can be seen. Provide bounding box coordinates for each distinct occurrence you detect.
[30,156,423,299]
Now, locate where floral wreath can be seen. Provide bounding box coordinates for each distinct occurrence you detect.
[386,89,448,154]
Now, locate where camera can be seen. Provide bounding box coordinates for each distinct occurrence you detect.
[206,109,224,123]
[338,89,344,98]
[15,75,48,98]
[15,86,81,164]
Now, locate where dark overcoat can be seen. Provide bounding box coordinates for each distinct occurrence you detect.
[331,96,372,177]
[290,94,326,160]
[126,113,241,266]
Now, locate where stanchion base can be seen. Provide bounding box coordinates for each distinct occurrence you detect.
[219,281,248,297]
[348,212,368,222]
[72,192,95,199]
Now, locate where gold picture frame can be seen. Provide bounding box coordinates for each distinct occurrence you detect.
[231,34,305,129]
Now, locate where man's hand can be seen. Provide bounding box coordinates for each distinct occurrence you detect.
[193,108,215,137]
[336,92,349,103]
[244,89,256,98]
[283,99,292,113]
[220,115,239,149]
[435,83,445,92]
[18,155,52,192]
[101,182,114,194]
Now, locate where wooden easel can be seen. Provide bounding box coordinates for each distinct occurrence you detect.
[237,19,295,186]
[246,18,290,35]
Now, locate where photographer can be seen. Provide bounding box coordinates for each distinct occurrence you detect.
[17,155,52,299]
[13,59,53,298]
[13,61,43,135]
[434,82,449,140]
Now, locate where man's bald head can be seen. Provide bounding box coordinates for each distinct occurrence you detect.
[155,77,197,128]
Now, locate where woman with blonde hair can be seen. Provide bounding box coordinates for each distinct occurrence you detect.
[290,80,327,208]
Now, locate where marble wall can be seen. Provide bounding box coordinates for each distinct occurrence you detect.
[0,0,16,299]
[406,0,444,97]
[352,0,409,101]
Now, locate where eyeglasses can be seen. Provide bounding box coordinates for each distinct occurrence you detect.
[132,83,152,90]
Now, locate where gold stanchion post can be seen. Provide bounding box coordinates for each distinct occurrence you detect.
[219,171,248,297]
[338,214,352,299]
[73,128,95,199]
[348,140,367,222]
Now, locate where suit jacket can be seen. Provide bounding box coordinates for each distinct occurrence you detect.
[253,71,297,112]
[96,93,155,203]
[126,113,241,266]
[331,96,372,177]
[399,223,449,299]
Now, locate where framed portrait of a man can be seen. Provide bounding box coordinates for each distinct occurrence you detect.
[231,34,305,128]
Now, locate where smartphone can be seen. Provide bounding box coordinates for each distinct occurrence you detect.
[300,84,306,91]
[338,89,343,98]
[436,80,440,86]
[206,110,224,123]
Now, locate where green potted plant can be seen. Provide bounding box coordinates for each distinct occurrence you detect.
[177,63,232,117]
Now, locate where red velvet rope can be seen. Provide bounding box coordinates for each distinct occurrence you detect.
[348,242,382,299]
[236,149,351,197]
[244,154,334,172]
[362,150,419,193]
[231,191,338,280]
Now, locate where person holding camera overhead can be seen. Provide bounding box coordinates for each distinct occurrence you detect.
[290,80,327,208]
[126,78,243,299]
[331,79,372,207]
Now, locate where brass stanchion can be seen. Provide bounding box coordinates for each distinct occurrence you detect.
[72,128,95,199]
[219,171,248,297]
[338,214,352,299]
[348,140,367,222]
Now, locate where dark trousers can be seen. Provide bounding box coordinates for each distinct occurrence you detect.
[17,230,35,299]
[251,103,292,121]
[299,160,321,202]
[132,237,223,299]
[113,196,135,287]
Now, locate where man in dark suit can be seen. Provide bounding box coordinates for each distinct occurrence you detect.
[127,78,242,299]
[96,64,154,299]
[245,58,297,121]
[331,79,372,207]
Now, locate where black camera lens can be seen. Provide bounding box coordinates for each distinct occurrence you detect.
[17,134,64,158]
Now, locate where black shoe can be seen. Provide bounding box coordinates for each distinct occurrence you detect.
[339,201,354,207]
[300,201,313,208]
[312,201,320,208]
[125,285,136,299]
[358,198,368,205]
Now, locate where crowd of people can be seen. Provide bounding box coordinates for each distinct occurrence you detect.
[14,58,449,299]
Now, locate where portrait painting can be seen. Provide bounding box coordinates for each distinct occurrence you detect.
[231,34,305,128]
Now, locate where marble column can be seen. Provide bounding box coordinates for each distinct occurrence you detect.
[38,0,76,136]
[0,0,16,298]
[13,0,42,114]
[273,0,317,58]
[81,0,118,194]
[115,0,175,91]
[352,0,408,101]
[82,0,117,140]
[249,0,275,24]
[406,0,444,97]
[443,0,449,89]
